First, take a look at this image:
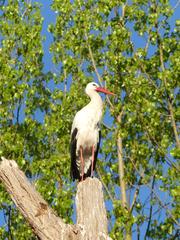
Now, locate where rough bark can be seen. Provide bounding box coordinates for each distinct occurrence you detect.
[76,177,110,240]
[0,157,111,240]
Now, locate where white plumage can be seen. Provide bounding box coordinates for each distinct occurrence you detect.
[70,82,114,181]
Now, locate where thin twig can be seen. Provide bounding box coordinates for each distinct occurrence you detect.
[155,5,179,148]
[173,0,180,11]
[85,33,102,86]
[144,30,151,54]
[130,187,139,213]
[159,42,180,148]
[16,98,22,124]
[64,68,67,97]
[167,100,180,148]
[129,176,142,213]
[84,31,114,110]
[144,175,155,239]
[135,106,180,170]
[102,122,112,130]
[127,156,180,227]
[136,57,158,90]
[96,167,114,203]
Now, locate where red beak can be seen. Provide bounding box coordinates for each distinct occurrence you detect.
[95,87,114,95]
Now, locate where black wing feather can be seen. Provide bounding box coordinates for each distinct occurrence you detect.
[94,130,101,169]
[70,128,80,180]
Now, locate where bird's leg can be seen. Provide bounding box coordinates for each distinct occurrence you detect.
[91,145,95,177]
[80,146,84,181]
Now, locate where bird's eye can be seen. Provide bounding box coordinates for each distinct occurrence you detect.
[92,83,96,87]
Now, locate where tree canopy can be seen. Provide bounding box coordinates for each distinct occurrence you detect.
[0,0,179,239]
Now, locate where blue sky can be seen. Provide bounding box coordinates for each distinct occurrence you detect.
[0,0,179,239]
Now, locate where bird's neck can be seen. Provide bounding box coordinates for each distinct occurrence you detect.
[88,92,103,110]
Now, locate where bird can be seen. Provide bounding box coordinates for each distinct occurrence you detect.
[70,82,114,181]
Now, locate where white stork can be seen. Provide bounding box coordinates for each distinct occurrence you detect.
[70,82,114,181]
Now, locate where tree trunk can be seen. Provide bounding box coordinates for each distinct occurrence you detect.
[117,114,132,240]
[76,177,109,239]
[0,157,111,240]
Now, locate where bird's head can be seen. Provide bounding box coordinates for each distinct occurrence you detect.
[85,82,114,95]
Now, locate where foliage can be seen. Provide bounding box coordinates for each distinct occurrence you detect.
[0,0,179,239]
[0,0,73,238]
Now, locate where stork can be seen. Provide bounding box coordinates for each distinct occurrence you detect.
[70,82,114,181]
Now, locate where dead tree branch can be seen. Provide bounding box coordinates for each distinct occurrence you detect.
[0,157,111,240]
